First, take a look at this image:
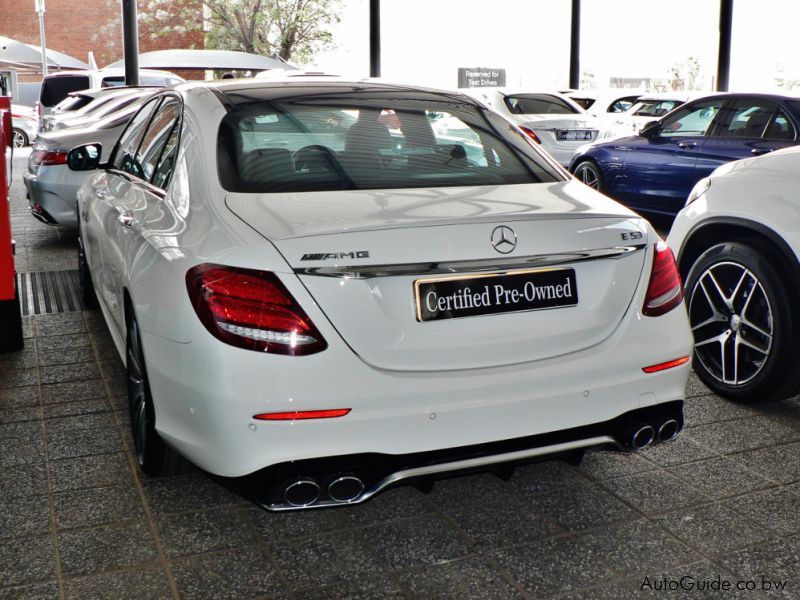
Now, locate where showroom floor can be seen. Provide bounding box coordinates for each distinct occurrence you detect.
[2,148,800,599]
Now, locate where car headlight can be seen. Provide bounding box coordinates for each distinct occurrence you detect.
[685,178,711,206]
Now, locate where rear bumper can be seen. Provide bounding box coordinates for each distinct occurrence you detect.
[232,400,683,511]
[141,293,693,480]
[23,168,79,229]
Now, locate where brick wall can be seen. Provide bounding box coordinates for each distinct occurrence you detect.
[0,0,204,78]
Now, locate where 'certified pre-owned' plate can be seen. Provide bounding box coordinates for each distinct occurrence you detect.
[556,130,594,141]
[415,268,578,322]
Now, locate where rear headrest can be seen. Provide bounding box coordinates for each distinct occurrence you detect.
[238,148,294,183]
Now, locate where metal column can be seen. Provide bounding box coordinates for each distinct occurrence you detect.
[569,0,581,90]
[716,0,733,91]
[121,0,140,86]
[369,0,380,78]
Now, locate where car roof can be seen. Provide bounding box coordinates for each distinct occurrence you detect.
[176,79,483,106]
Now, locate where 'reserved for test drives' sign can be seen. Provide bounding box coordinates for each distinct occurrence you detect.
[458,67,506,88]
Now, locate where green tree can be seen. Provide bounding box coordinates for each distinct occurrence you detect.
[668,56,703,91]
[95,0,341,65]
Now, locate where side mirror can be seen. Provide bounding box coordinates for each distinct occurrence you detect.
[639,120,661,138]
[67,143,103,171]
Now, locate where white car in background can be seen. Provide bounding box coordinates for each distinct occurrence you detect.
[68,79,691,510]
[467,88,609,166]
[609,92,694,137]
[567,89,644,118]
[41,89,149,133]
[10,104,37,147]
[23,93,153,228]
[668,145,800,402]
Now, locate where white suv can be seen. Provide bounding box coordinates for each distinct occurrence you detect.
[667,145,800,402]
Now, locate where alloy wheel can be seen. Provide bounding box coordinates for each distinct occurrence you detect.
[12,128,27,148]
[689,260,773,387]
[126,320,148,467]
[574,162,601,190]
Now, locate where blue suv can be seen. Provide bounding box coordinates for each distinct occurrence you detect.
[570,93,800,216]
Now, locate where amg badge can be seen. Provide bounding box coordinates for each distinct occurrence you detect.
[301,251,370,261]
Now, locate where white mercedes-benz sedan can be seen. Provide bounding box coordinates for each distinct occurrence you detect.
[668,145,800,402]
[68,79,692,510]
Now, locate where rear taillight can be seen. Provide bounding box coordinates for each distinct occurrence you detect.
[31,150,68,166]
[643,239,683,316]
[519,126,541,144]
[186,264,327,355]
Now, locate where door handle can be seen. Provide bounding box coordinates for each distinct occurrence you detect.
[677,141,697,149]
[117,211,136,228]
[751,148,773,156]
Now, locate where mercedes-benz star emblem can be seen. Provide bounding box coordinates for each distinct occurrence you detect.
[490,226,517,254]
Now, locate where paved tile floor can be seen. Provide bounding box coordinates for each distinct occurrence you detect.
[3,148,800,598]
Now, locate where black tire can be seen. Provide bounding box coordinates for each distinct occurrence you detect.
[12,128,28,148]
[77,231,98,309]
[685,241,800,402]
[127,313,180,476]
[572,160,604,192]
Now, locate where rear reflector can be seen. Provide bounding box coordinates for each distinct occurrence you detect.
[186,264,327,355]
[253,409,351,421]
[643,239,683,316]
[642,356,690,373]
[519,126,541,144]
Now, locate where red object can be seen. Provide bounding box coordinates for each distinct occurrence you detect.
[186,263,327,355]
[519,126,541,144]
[642,356,690,373]
[31,150,69,166]
[253,409,351,421]
[642,239,684,316]
[1,95,15,303]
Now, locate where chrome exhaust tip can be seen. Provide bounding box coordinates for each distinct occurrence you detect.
[657,418,680,443]
[284,478,321,507]
[630,424,655,450]
[327,475,365,503]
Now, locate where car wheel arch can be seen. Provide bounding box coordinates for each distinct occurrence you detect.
[677,217,800,297]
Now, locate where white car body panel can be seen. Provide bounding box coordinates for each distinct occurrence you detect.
[78,80,692,490]
[668,145,800,257]
[466,88,609,166]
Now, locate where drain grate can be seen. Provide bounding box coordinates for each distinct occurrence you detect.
[17,270,83,316]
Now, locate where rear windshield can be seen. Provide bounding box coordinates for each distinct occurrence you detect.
[503,94,579,115]
[217,94,562,193]
[40,76,91,107]
[101,75,182,87]
[54,94,93,113]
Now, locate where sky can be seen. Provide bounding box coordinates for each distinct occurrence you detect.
[309,0,800,93]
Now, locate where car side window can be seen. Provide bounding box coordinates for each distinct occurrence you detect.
[151,123,182,190]
[113,98,161,177]
[659,100,723,137]
[713,100,778,139]
[763,109,795,141]
[136,99,181,184]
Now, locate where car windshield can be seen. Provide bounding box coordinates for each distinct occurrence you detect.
[629,99,682,118]
[503,94,579,115]
[54,94,93,113]
[40,75,91,108]
[217,93,562,193]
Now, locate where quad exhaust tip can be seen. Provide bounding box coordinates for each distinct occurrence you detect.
[328,475,365,503]
[657,418,680,443]
[284,478,321,507]
[630,424,655,450]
